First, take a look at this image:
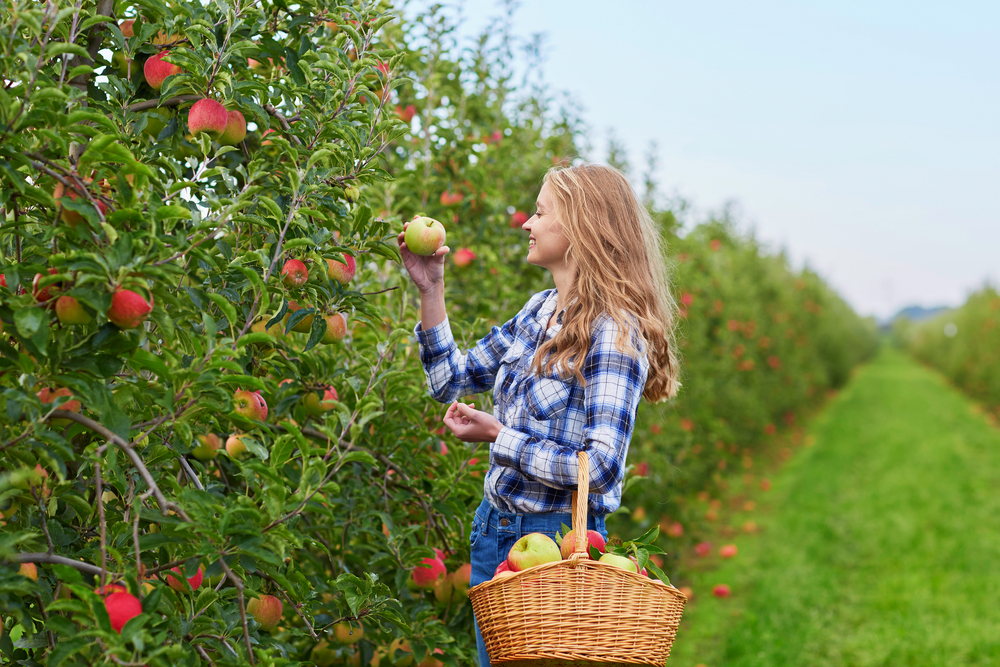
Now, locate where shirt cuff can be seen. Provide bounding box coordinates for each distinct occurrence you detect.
[414,316,454,357]
[492,426,529,471]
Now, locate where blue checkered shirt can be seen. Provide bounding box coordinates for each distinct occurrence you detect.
[414,288,649,515]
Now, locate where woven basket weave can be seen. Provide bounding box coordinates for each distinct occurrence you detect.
[468,451,687,666]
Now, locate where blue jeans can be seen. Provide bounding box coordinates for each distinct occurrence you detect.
[469,497,608,667]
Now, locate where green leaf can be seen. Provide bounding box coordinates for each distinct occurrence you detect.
[340,451,376,467]
[207,293,238,331]
[644,558,671,586]
[14,307,46,338]
[218,375,266,392]
[237,332,276,347]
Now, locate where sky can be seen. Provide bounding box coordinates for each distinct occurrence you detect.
[404,1,1000,321]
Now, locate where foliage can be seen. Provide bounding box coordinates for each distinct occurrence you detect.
[899,286,1000,420]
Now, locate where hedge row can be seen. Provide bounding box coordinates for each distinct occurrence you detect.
[898,286,1000,421]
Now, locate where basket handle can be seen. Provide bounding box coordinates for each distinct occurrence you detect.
[570,450,590,555]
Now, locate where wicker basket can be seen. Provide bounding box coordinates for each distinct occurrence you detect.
[468,451,688,667]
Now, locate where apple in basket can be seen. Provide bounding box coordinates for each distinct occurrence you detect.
[559,529,606,559]
[506,533,561,571]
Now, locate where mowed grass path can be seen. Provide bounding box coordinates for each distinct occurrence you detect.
[669,346,1000,666]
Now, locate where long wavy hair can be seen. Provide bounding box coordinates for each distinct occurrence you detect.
[530,163,681,402]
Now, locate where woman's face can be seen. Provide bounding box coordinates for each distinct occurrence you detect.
[522,183,572,273]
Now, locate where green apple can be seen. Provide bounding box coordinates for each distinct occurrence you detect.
[403,216,446,256]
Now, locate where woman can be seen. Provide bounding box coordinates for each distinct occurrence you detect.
[397,163,680,667]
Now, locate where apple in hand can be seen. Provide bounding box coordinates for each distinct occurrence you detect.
[506,533,561,571]
[165,564,204,592]
[107,288,153,329]
[326,253,357,285]
[403,216,446,256]
[598,552,637,573]
[105,591,142,633]
[559,529,606,559]
[247,594,283,632]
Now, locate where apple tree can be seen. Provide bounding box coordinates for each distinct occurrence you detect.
[0,0,503,665]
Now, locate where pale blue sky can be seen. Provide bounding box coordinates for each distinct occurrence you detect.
[404,1,1000,319]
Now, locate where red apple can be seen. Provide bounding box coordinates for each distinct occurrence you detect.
[233,388,267,421]
[506,533,561,571]
[695,542,712,558]
[321,312,348,344]
[666,521,684,538]
[679,586,694,600]
[402,217,446,256]
[188,98,228,140]
[719,544,738,559]
[19,562,38,581]
[712,584,731,598]
[53,181,108,228]
[32,268,61,304]
[510,210,529,228]
[218,109,247,146]
[143,51,182,90]
[326,253,357,285]
[107,288,152,329]
[104,591,142,633]
[247,594,283,632]
[38,387,81,415]
[94,583,128,596]
[493,560,510,576]
[192,433,222,461]
[760,478,772,491]
[55,296,93,325]
[395,104,416,123]
[119,19,134,38]
[452,248,476,267]
[303,386,338,417]
[411,557,446,589]
[559,529,606,559]
[164,564,203,592]
[281,258,309,287]
[597,552,637,573]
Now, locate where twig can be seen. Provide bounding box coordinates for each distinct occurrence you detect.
[219,558,255,664]
[96,461,108,588]
[8,553,103,576]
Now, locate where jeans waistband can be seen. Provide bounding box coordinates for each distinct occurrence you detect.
[474,497,606,535]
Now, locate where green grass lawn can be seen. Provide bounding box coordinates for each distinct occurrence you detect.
[668,346,1000,666]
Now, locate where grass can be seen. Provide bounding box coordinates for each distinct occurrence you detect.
[667,345,1000,666]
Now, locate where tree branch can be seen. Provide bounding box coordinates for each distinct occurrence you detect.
[8,553,104,576]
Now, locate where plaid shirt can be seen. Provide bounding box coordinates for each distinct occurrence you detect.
[414,288,649,515]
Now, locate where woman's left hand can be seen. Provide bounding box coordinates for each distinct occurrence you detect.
[443,401,504,443]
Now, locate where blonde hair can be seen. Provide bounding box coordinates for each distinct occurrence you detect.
[530,163,681,402]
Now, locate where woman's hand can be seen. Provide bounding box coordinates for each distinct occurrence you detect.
[397,220,449,294]
[443,401,503,443]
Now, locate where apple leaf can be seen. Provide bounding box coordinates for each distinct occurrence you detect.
[643,558,671,586]
[588,545,602,560]
[635,525,660,545]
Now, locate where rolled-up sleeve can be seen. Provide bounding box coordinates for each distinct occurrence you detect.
[413,315,516,404]
[491,315,648,495]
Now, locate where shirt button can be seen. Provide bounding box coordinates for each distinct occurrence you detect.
[499,518,510,527]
